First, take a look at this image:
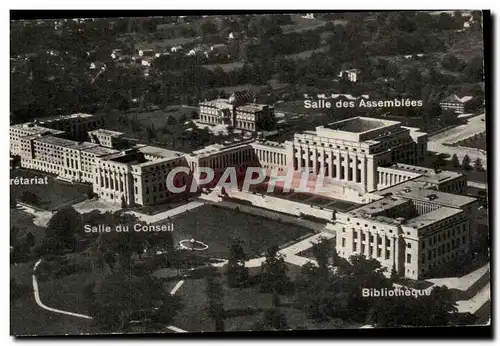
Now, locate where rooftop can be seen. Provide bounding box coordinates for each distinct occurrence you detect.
[89,129,124,137]
[137,145,184,159]
[82,146,120,156]
[327,117,388,133]
[35,136,80,147]
[236,103,269,113]
[11,123,65,136]
[397,189,477,208]
[349,196,408,217]
[37,113,95,123]
[405,206,463,229]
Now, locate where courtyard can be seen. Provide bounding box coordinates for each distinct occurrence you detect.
[169,204,312,259]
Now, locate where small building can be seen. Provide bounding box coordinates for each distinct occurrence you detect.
[138,49,154,57]
[171,46,183,53]
[338,69,359,83]
[440,95,474,114]
[111,49,123,60]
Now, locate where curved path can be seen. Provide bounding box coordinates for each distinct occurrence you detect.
[31,259,187,333]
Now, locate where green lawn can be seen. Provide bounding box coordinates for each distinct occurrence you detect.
[10,168,92,211]
[169,204,312,259]
[203,61,245,72]
[282,14,327,33]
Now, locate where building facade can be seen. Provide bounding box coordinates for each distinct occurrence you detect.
[284,117,428,194]
[334,180,477,280]
[199,91,275,132]
[440,95,474,114]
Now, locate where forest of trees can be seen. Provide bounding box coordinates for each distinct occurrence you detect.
[10,11,484,124]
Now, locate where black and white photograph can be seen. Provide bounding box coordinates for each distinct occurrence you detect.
[9,10,491,337]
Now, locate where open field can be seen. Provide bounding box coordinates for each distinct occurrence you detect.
[203,61,244,72]
[284,47,327,60]
[170,204,312,258]
[282,14,327,33]
[10,168,92,211]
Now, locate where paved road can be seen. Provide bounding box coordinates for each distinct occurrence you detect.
[126,200,205,224]
[212,231,334,268]
[17,203,53,228]
[427,263,489,291]
[31,259,188,333]
[428,114,487,168]
[32,259,93,320]
[456,283,490,314]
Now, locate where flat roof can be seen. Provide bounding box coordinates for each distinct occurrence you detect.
[137,145,184,159]
[405,206,463,229]
[89,129,123,137]
[35,136,79,147]
[11,123,65,135]
[349,196,408,216]
[37,113,95,122]
[82,146,120,156]
[327,117,395,133]
[398,189,477,208]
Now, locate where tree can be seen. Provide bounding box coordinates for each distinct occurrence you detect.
[432,154,447,171]
[24,232,35,249]
[260,245,291,307]
[91,272,178,332]
[43,207,83,254]
[166,115,177,126]
[205,267,225,331]
[21,191,38,205]
[227,240,249,287]
[441,54,465,72]
[462,154,472,170]
[451,154,460,168]
[253,308,289,331]
[473,157,483,171]
[10,194,17,208]
[311,237,331,277]
[190,110,199,119]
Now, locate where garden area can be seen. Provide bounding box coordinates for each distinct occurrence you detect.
[169,204,312,259]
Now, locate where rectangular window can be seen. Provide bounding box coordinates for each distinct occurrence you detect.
[342,238,346,247]
[385,250,391,260]
[407,254,411,264]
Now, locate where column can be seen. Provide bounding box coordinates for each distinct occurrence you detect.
[328,150,333,178]
[393,236,398,271]
[374,232,379,259]
[382,234,387,261]
[353,155,358,183]
[365,230,370,257]
[336,151,341,179]
[305,147,310,172]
